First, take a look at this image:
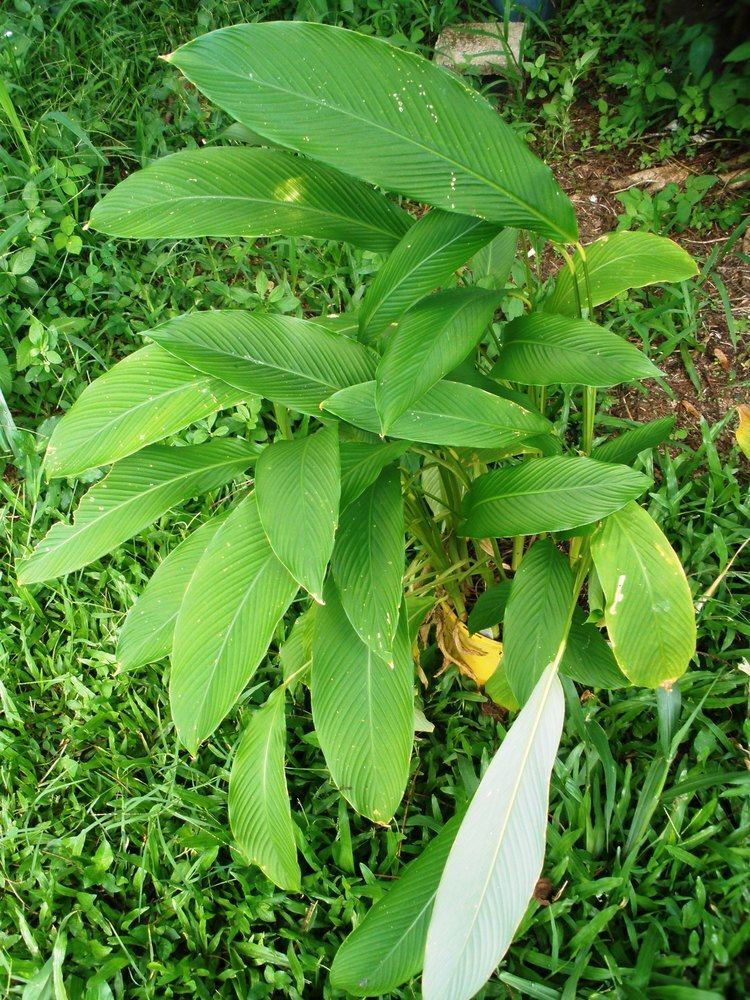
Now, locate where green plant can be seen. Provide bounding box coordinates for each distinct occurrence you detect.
[17,22,702,999]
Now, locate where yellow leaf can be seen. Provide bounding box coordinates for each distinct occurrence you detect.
[438,605,518,710]
[736,404,750,460]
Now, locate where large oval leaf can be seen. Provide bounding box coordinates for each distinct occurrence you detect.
[547,231,697,317]
[228,687,301,891]
[311,582,413,823]
[359,210,500,342]
[331,812,463,996]
[166,23,578,242]
[503,540,573,704]
[89,147,411,252]
[170,494,299,753]
[149,310,376,415]
[324,380,552,450]
[376,288,501,434]
[117,513,227,671]
[493,312,660,387]
[461,456,651,538]
[332,465,404,662]
[591,501,696,687]
[423,663,564,1000]
[17,440,256,585]
[44,344,246,479]
[256,426,340,603]
[339,440,409,510]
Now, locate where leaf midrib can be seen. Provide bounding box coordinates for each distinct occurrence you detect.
[113,192,399,240]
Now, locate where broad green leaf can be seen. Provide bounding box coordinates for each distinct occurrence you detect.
[559,609,628,689]
[170,494,298,752]
[376,288,501,433]
[503,541,573,703]
[324,380,552,450]
[470,228,518,289]
[423,664,564,1000]
[18,440,255,585]
[228,688,301,891]
[467,580,512,634]
[493,312,660,387]
[44,344,246,478]
[547,232,698,317]
[311,312,360,340]
[279,606,316,692]
[461,456,651,538]
[167,23,578,242]
[359,210,500,342]
[150,310,376,415]
[256,426,340,602]
[312,582,413,823]
[332,465,404,662]
[447,356,511,396]
[117,514,227,670]
[593,416,675,466]
[89,147,411,252]
[340,440,409,510]
[591,502,696,687]
[331,812,463,996]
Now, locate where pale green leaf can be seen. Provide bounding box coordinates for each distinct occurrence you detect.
[547,231,698,317]
[89,147,411,252]
[493,312,660,387]
[591,502,696,687]
[593,416,675,466]
[170,494,298,752]
[167,23,578,242]
[256,426,340,602]
[461,456,651,538]
[359,210,500,342]
[228,688,301,891]
[312,583,413,823]
[503,540,573,703]
[324,380,552,450]
[331,812,463,996]
[279,606,316,692]
[339,440,409,510]
[150,310,376,415]
[332,465,404,662]
[117,514,227,670]
[376,288,501,433]
[44,344,246,478]
[423,664,564,1000]
[18,440,255,585]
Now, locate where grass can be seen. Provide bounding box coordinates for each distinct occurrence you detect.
[1,1,749,998]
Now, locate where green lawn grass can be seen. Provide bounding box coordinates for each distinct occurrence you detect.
[1,2,748,997]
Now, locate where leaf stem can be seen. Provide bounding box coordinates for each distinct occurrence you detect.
[273,403,293,441]
[511,534,524,570]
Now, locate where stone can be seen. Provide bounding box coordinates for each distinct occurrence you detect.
[434,21,524,76]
